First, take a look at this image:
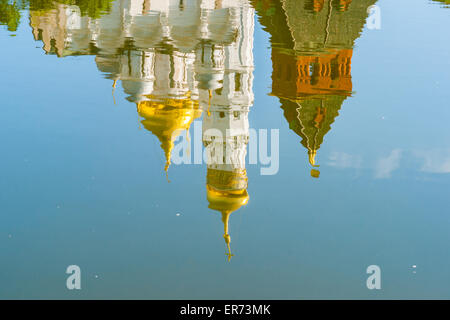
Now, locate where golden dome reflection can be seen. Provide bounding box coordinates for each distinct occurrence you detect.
[137,96,202,176]
[206,182,249,262]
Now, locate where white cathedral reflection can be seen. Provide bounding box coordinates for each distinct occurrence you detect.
[30,0,254,260]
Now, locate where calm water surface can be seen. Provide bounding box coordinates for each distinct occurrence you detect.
[0,0,450,299]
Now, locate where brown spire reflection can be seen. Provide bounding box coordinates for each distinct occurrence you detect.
[253,0,376,178]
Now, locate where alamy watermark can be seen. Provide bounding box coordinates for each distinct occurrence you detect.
[367,5,381,30]
[65,264,383,291]
[66,265,81,290]
[366,265,381,290]
[170,121,279,176]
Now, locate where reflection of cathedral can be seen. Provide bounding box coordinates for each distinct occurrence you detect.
[253,0,376,178]
[29,0,254,260]
[26,0,376,257]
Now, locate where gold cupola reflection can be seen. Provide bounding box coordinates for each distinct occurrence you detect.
[206,170,249,262]
[253,0,376,177]
[137,96,202,174]
[95,46,202,176]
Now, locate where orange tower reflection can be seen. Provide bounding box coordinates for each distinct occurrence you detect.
[253,0,376,177]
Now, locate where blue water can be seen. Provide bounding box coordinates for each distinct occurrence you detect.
[0,0,450,299]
